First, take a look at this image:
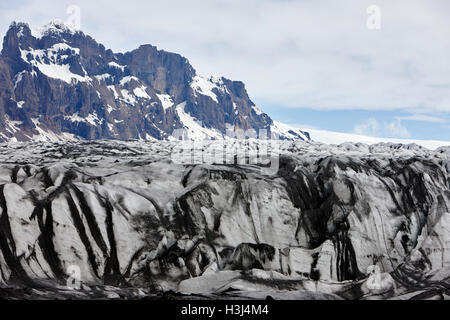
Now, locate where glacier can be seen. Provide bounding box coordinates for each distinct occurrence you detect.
[0,140,449,300]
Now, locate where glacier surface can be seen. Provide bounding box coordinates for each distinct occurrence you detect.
[0,140,449,300]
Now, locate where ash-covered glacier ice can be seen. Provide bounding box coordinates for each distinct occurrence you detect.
[0,140,449,300]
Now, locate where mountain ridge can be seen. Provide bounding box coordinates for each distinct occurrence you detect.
[0,21,310,143]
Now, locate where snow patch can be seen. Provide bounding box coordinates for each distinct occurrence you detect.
[271,121,309,141]
[252,106,264,116]
[108,86,119,99]
[120,89,137,105]
[107,123,115,131]
[133,86,151,100]
[64,112,103,126]
[51,43,80,55]
[108,62,126,72]
[35,63,88,84]
[156,94,174,110]
[190,75,220,103]
[106,104,115,114]
[4,116,23,134]
[30,117,79,142]
[119,76,139,86]
[175,102,223,140]
[30,20,81,39]
[95,74,111,81]
[13,71,26,89]
[20,45,89,84]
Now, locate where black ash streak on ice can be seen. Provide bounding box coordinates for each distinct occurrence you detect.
[0,140,448,300]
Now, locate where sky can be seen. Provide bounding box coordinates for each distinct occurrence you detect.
[1,0,449,141]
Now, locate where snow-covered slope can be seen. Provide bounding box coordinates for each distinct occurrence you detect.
[271,121,310,141]
[301,128,450,150]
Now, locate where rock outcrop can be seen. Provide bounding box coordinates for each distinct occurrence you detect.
[0,21,308,143]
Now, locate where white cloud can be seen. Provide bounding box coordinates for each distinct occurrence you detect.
[354,118,410,138]
[354,118,380,137]
[1,0,450,115]
[384,119,410,138]
[398,114,447,123]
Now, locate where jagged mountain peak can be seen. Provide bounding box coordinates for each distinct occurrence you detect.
[0,21,309,143]
[33,19,81,37]
[10,19,82,40]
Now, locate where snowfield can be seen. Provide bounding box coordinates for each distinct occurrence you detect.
[0,139,449,300]
[302,127,450,150]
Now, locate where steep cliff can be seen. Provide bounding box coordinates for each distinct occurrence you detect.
[0,21,308,143]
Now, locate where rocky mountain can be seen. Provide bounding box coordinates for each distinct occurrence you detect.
[0,140,449,300]
[0,21,309,143]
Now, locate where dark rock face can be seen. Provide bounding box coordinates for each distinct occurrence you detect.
[123,44,195,100]
[0,21,305,143]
